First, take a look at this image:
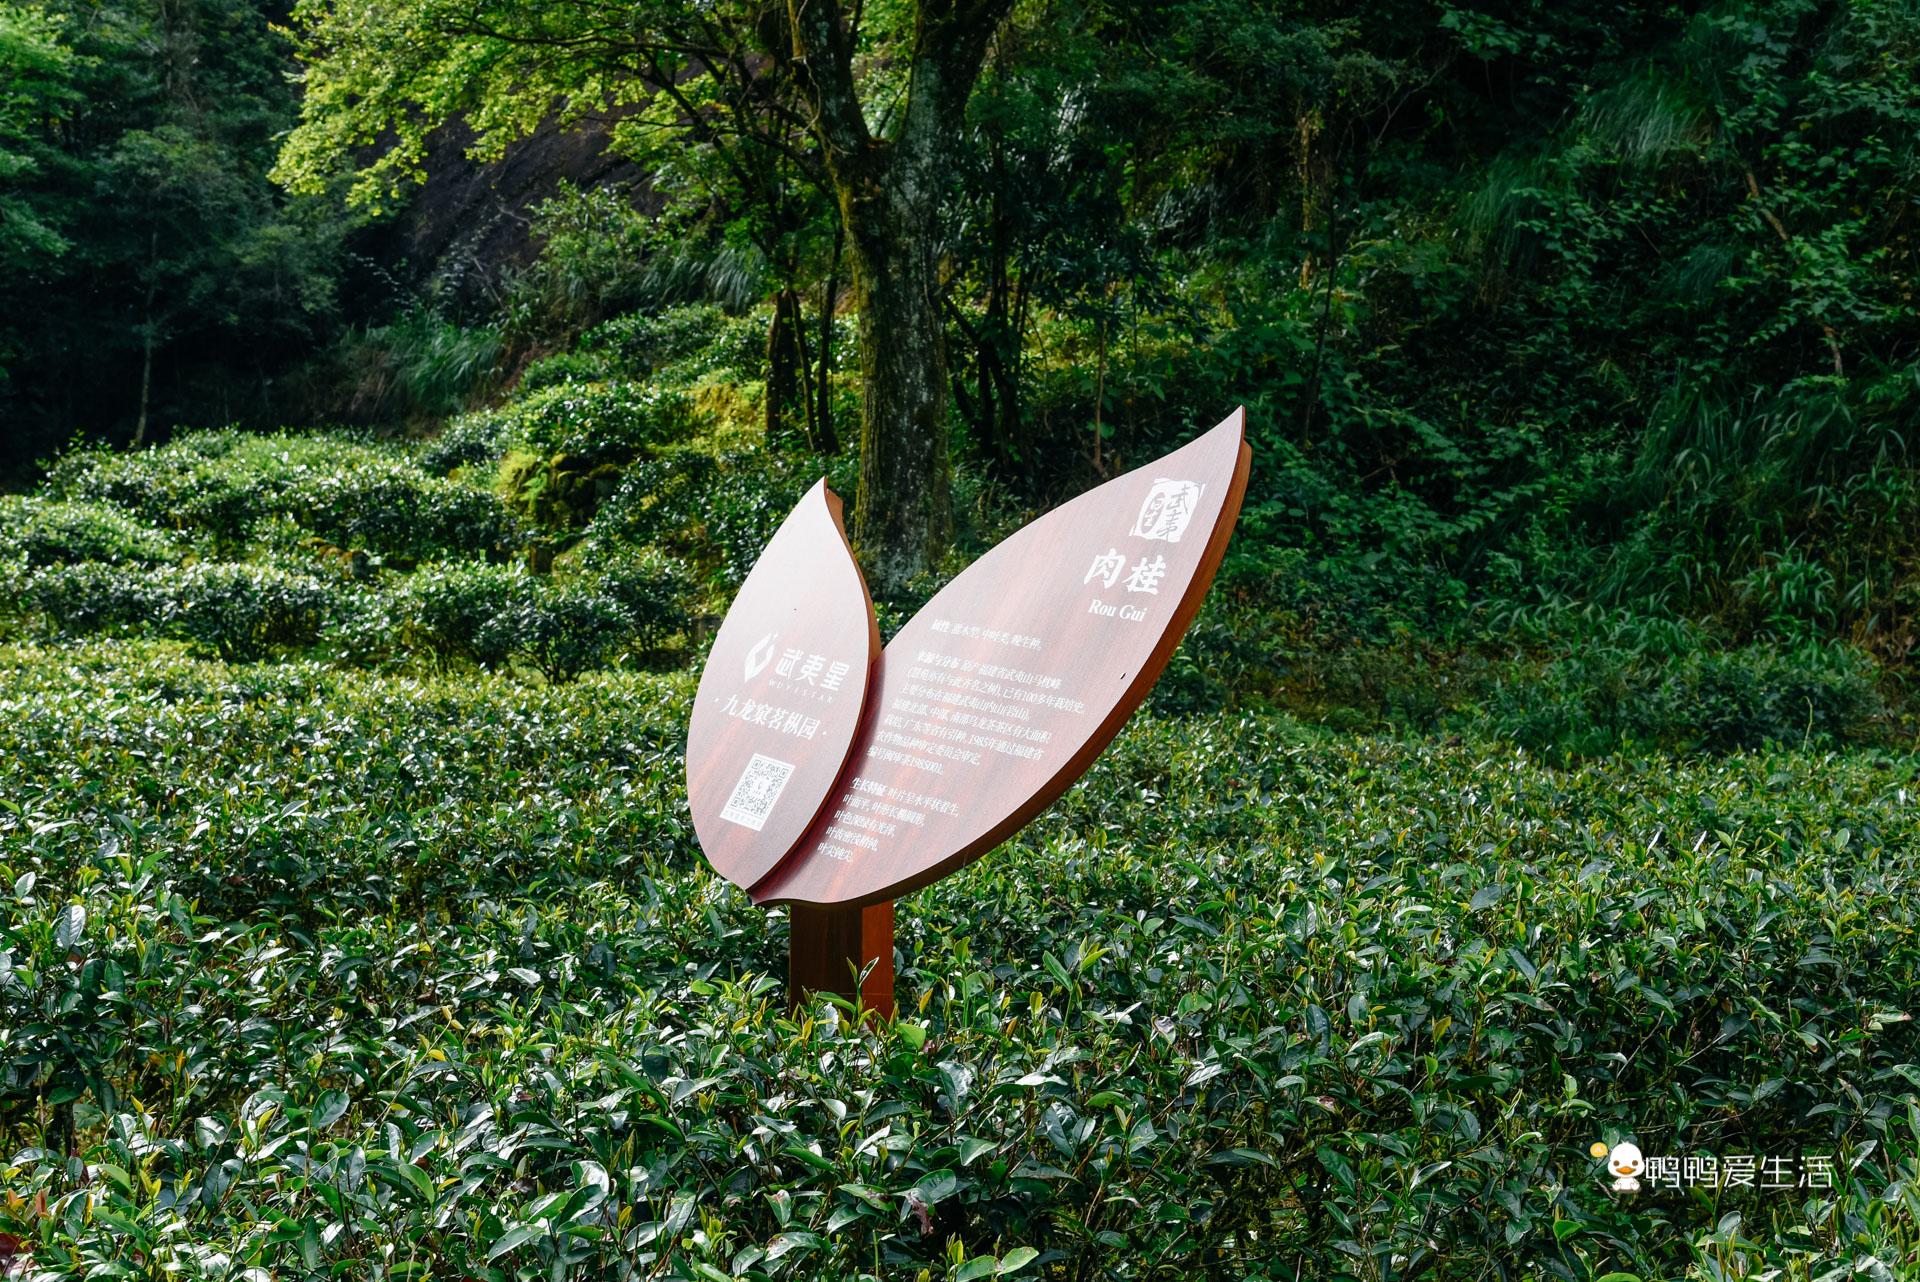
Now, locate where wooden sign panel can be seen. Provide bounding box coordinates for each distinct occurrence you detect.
[746,407,1250,908]
[684,480,879,892]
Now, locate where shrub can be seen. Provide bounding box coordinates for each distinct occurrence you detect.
[279,459,522,562]
[575,304,732,375]
[1484,634,1883,759]
[162,563,335,662]
[0,650,1914,1280]
[499,182,664,341]
[400,560,534,669]
[419,409,519,474]
[510,582,641,684]
[514,347,616,392]
[20,561,335,661]
[583,445,835,588]
[46,430,519,561]
[488,383,699,531]
[47,434,263,546]
[320,584,406,670]
[519,305,769,394]
[394,554,692,677]
[593,547,697,647]
[0,496,183,567]
[508,381,697,463]
[19,562,161,635]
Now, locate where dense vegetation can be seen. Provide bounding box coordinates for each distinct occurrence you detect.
[0,325,1916,1278]
[2,0,1919,1276]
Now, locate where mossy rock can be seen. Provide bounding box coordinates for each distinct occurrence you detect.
[498,449,630,531]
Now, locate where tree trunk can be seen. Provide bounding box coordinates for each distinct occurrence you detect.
[772,0,1014,593]
[134,230,159,447]
[846,192,951,593]
[815,220,844,455]
[766,286,806,446]
[134,327,154,447]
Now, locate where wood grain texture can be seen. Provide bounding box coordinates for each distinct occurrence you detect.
[685,479,879,892]
[787,902,895,1017]
[750,408,1251,908]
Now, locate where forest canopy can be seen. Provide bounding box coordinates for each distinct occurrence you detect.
[0,0,1912,652]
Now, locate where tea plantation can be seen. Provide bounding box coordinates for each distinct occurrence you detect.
[1,422,1917,1281]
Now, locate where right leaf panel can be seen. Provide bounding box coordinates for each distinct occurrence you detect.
[751,408,1251,907]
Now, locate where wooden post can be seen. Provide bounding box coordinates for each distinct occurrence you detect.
[788,901,894,1018]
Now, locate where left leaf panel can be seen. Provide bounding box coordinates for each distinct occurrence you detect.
[686,479,880,891]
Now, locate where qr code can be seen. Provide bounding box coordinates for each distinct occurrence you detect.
[719,754,796,832]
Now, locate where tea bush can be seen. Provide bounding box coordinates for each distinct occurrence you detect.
[0,643,1913,1280]
[584,446,844,589]
[507,579,650,684]
[0,496,184,567]
[393,552,694,678]
[595,547,700,645]
[47,430,518,561]
[502,382,699,465]
[160,562,336,661]
[278,458,522,563]
[399,560,534,669]
[20,561,335,660]
[16,561,164,636]
[422,408,519,474]
[519,305,732,391]
[46,435,266,547]
[1484,634,1883,761]
[487,383,702,530]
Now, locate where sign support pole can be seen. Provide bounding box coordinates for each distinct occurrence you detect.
[788,901,895,1018]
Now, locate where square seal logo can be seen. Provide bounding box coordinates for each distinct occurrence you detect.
[1131,478,1204,543]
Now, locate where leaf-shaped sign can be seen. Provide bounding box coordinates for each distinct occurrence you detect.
[749,407,1250,907]
[685,479,878,891]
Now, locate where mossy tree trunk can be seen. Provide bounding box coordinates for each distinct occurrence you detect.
[845,183,951,588]
[774,0,1013,593]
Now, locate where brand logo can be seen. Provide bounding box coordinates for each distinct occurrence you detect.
[1132,478,1203,543]
[744,631,778,679]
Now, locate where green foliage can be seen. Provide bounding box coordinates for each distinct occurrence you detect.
[10,5,1920,1271]
[48,430,520,561]
[0,0,349,457]
[582,445,843,590]
[519,305,762,394]
[1485,626,1883,762]
[0,495,183,567]
[500,182,669,341]
[505,382,698,464]
[487,386,700,533]
[506,579,649,685]
[14,562,164,637]
[161,561,335,661]
[390,551,695,680]
[282,456,521,564]
[421,409,520,475]
[0,2,77,290]
[0,645,1914,1278]
[398,559,530,669]
[330,304,507,422]
[20,560,334,660]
